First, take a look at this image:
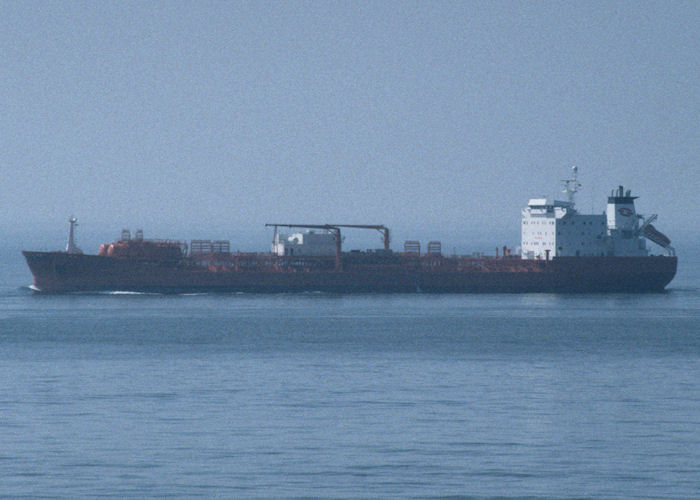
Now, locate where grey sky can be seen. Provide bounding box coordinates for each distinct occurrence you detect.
[1,1,698,252]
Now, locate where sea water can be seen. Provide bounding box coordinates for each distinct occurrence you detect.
[0,249,698,498]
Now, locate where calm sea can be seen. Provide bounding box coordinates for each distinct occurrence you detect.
[1,248,699,498]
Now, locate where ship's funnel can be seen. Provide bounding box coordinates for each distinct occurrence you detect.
[606,186,638,232]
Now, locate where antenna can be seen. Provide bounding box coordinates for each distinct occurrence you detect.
[561,165,581,206]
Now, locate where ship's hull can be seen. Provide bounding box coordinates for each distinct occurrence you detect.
[23,251,678,294]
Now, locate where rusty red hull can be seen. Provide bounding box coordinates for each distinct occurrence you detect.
[23,251,677,294]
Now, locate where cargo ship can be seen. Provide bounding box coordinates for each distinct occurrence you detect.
[23,168,677,293]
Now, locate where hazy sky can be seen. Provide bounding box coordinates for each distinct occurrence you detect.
[1,1,698,251]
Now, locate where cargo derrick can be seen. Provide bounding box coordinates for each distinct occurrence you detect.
[265,223,390,272]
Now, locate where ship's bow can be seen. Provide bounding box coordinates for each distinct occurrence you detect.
[22,251,69,292]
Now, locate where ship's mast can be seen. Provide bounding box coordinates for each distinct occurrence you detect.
[66,216,83,254]
[561,165,581,206]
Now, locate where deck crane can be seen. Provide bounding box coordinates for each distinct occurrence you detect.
[264,223,390,270]
[330,224,390,250]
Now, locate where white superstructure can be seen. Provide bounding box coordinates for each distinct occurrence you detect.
[521,167,671,260]
[272,230,337,257]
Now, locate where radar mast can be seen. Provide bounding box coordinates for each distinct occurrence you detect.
[562,166,581,206]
